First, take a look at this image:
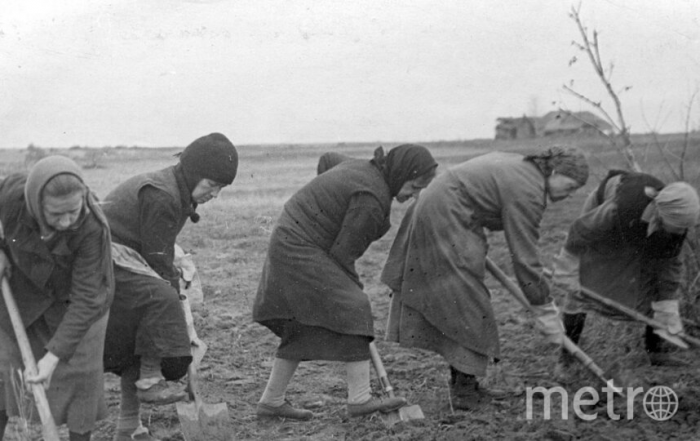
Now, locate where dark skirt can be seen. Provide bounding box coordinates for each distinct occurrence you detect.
[103,266,192,378]
[0,314,108,433]
[263,319,372,362]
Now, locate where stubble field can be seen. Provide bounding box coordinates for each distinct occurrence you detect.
[2,133,700,440]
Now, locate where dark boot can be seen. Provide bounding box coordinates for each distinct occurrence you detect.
[645,326,689,367]
[562,312,587,344]
[449,367,487,411]
[554,313,587,382]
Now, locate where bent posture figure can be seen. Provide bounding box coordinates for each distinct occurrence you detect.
[254,145,437,420]
[0,156,114,441]
[102,133,238,441]
[381,146,589,411]
[553,170,700,371]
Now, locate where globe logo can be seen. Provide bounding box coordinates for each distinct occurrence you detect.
[643,386,678,421]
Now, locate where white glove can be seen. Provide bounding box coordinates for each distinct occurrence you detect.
[552,247,580,294]
[652,300,683,335]
[174,244,197,286]
[531,301,565,345]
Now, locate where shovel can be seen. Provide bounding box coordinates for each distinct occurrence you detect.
[369,342,425,426]
[1,278,61,441]
[484,258,625,396]
[176,292,230,441]
[578,286,700,349]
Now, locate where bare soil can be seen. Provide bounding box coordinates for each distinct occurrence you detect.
[3,136,700,440]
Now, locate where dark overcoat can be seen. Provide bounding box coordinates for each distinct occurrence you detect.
[0,173,113,431]
[254,160,392,338]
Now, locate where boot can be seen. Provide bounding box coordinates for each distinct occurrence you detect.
[449,367,487,411]
[562,312,587,345]
[553,348,576,383]
[645,326,689,367]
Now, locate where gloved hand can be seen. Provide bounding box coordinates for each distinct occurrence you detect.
[552,247,580,294]
[652,300,683,335]
[531,301,565,345]
[174,244,197,289]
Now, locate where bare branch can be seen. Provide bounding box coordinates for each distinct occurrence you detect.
[562,84,620,132]
[680,89,699,180]
[569,5,640,171]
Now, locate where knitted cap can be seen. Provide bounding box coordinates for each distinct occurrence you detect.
[179,133,238,187]
[525,145,589,187]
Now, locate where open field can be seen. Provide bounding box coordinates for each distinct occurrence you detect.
[2,133,700,440]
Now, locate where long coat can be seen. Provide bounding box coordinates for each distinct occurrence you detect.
[254,160,392,338]
[385,152,552,359]
[564,172,683,317]
[0,173,113,431]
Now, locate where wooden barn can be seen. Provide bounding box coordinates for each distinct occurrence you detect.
[494,116,537,140]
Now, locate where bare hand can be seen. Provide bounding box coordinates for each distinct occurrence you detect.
[25,352,60,390]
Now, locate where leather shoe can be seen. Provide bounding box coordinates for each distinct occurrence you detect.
[347,396,407,417]
[256,401,313,420]
[136,380,187,405]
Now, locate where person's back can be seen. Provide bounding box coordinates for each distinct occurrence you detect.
[284,159,391,250]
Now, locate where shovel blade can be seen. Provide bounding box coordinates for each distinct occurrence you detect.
[176,402,230,441]
[399,404,425,420]
[379,404,425,427]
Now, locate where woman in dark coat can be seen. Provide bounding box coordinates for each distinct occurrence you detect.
[0,156,114,441]
[553,171,700,370]
[381,146,589,411]
[102,133,238,441]
[254,145,437,420]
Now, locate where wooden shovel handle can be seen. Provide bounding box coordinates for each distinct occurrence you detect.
[579,286,700,349]
[484,258,624,396]
[1,277,60,441]
[369,342,396,398]
[180,294,204,410]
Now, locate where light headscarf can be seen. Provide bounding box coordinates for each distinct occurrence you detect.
[25,156,86,239]
[649,182,700,232]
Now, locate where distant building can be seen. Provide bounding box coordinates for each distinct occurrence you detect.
[494,116,537,140]
[495,110,613,140]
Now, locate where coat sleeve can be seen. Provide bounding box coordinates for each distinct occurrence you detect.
[138,185,181,291]
[564,186,619,255]
[46,216,113,360]
[647,256,683,301]
[500,187,550,306]
[329,192,387,287]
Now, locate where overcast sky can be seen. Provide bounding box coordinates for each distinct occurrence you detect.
[1,0,698,148]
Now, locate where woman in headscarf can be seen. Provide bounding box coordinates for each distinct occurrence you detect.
[253,144,437,420]
[0,156,114,441]
[381,146,589,411]
[102,133,238,441]
[553,171,700,371]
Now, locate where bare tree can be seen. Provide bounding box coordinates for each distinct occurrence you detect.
[565,4,641,172]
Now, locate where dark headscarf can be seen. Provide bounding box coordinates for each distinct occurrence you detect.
[371,144,437,197]
[178,133,238,190]
[524,145,589,187]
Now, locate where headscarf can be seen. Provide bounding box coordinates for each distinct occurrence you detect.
[25,155,86,238]
[653,182,700,230]
[179,133,238,190]
[524,145,589,187]
[372,144,437,197]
